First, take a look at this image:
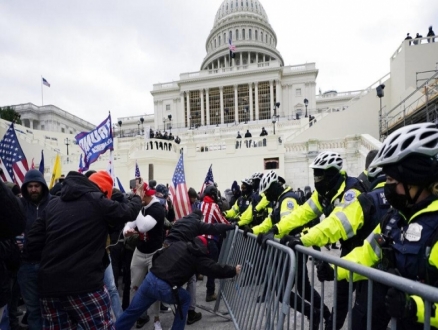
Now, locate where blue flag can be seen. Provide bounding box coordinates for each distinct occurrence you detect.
[116,177,126,193]
[38,150,44,174]
[75,115,113,171]
[135,161,141,178]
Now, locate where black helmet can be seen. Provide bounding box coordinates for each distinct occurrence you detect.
[204,185,218,202]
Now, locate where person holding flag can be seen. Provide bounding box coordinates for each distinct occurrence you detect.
[229,37,236,59]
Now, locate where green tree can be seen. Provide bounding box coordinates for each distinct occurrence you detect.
[0,106,22,124]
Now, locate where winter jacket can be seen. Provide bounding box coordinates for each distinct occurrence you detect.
[151,240,236,288]
[20,169,55,262]
[164,212,233,244]
[26,171,142,297]
[0,181,26,307]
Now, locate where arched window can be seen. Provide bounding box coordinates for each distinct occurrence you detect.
[261,32,263,42]
[219,35,221,45]
[249,29,252,39]
[236,29,239,40]
[229,31,232,41]
[231,1,233,9]
[242,29,245,39]
[224,33,227,43]
[255,30,258,40]
[265,34,268,43]
[214,39,217,48]
[270,37,272,44]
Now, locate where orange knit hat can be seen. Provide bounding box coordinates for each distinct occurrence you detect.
[89,171,113,199]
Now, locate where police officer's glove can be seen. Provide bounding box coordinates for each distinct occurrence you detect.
[316,261,335,282]
[257,227,278,250]
[228,218,239,225]
[385,287,417,320]
[242,226,253,239]
[280,235,303,250]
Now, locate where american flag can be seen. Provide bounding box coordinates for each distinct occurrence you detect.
[42,77,50,87]
[135,161,141,178]
[169,154,192,220]
[200,164,214,195]
[0,123,29,186]
[229,38,236,58]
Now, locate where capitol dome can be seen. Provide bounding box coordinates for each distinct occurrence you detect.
[201,0,283,70]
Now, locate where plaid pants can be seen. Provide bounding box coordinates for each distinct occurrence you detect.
[40,287,114,330]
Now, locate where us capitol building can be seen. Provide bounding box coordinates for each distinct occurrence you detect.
[3,0,438,191]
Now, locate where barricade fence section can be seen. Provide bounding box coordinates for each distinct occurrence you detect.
[215,228,296,330]
[213,229,438,330]
[292,245,438,330]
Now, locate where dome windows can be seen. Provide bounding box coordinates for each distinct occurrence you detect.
[236,29,239,40]
[255,30,258,40]
[249,29,252,40]
[242,29,245,39]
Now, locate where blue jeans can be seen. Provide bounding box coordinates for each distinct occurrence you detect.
[116,272,190,330]
[18,263,42,330]
[104,259,123,320]
[206,239,219,296]
[0,305,9,330]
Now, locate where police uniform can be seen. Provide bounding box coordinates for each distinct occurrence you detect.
[237,193,271,228]
[251,187,300,236]
[338,197,438,329]
[275,171,366,330]
[224,193,252,219]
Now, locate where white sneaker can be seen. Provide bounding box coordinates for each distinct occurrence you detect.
[154,320,163,330]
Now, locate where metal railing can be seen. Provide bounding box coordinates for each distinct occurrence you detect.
[208,228,438,330]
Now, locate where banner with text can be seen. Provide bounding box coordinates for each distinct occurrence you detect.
[75,114,113,171]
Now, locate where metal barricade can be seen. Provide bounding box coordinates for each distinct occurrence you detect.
[292,245,438,330]
[214,228,296,330]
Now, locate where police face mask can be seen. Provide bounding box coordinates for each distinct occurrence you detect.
[314,170,341,197]
[384,182,411,214]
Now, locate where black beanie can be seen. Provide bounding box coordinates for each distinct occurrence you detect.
[188,187,197,198]
[383,154,438,186]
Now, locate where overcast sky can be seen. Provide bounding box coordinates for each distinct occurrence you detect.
[1,0,437,125]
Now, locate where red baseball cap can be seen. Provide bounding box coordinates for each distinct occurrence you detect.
[143,182,156,196]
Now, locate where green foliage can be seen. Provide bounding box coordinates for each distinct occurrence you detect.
[0,106,22,124]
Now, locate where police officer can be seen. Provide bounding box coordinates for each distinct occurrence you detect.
[237,172,270,228]
[336,123,438,330]
[248,171,329,329]
[262,151,366,330]
[225,178,253,222]
[283,165,390,329]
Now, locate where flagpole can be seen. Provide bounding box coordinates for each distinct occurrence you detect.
[41,75,43,106]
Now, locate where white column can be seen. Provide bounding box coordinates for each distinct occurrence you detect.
[154,101,159,129]
[249,83,253,121]
[179,92,184,127]
[256,52,258,64]
[200,89,205,126]
[269,80,274,117]
[186,91,191,128]
[234,85,239,123]
[220,87,224,124]
[217,59,220,69]
[240,52,243,67]
[255,82,259,120]
[29,119,34,129]
[206,89,210,126]
[276,80,282,115]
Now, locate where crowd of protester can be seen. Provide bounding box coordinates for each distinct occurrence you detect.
[2,123,438,330]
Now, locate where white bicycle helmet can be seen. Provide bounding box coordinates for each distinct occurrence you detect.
[367,166,382,178]
[252,172,264,180]
[259,170,278,193]
[310,151,343,170]
[370,123,438,168]
[241,178,252,186]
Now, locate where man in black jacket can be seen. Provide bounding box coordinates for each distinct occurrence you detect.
[26,171,142,330]
[164,210,234,325]
[0,180,26,322]
[116,236,240,330]
[17,169,55,330]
